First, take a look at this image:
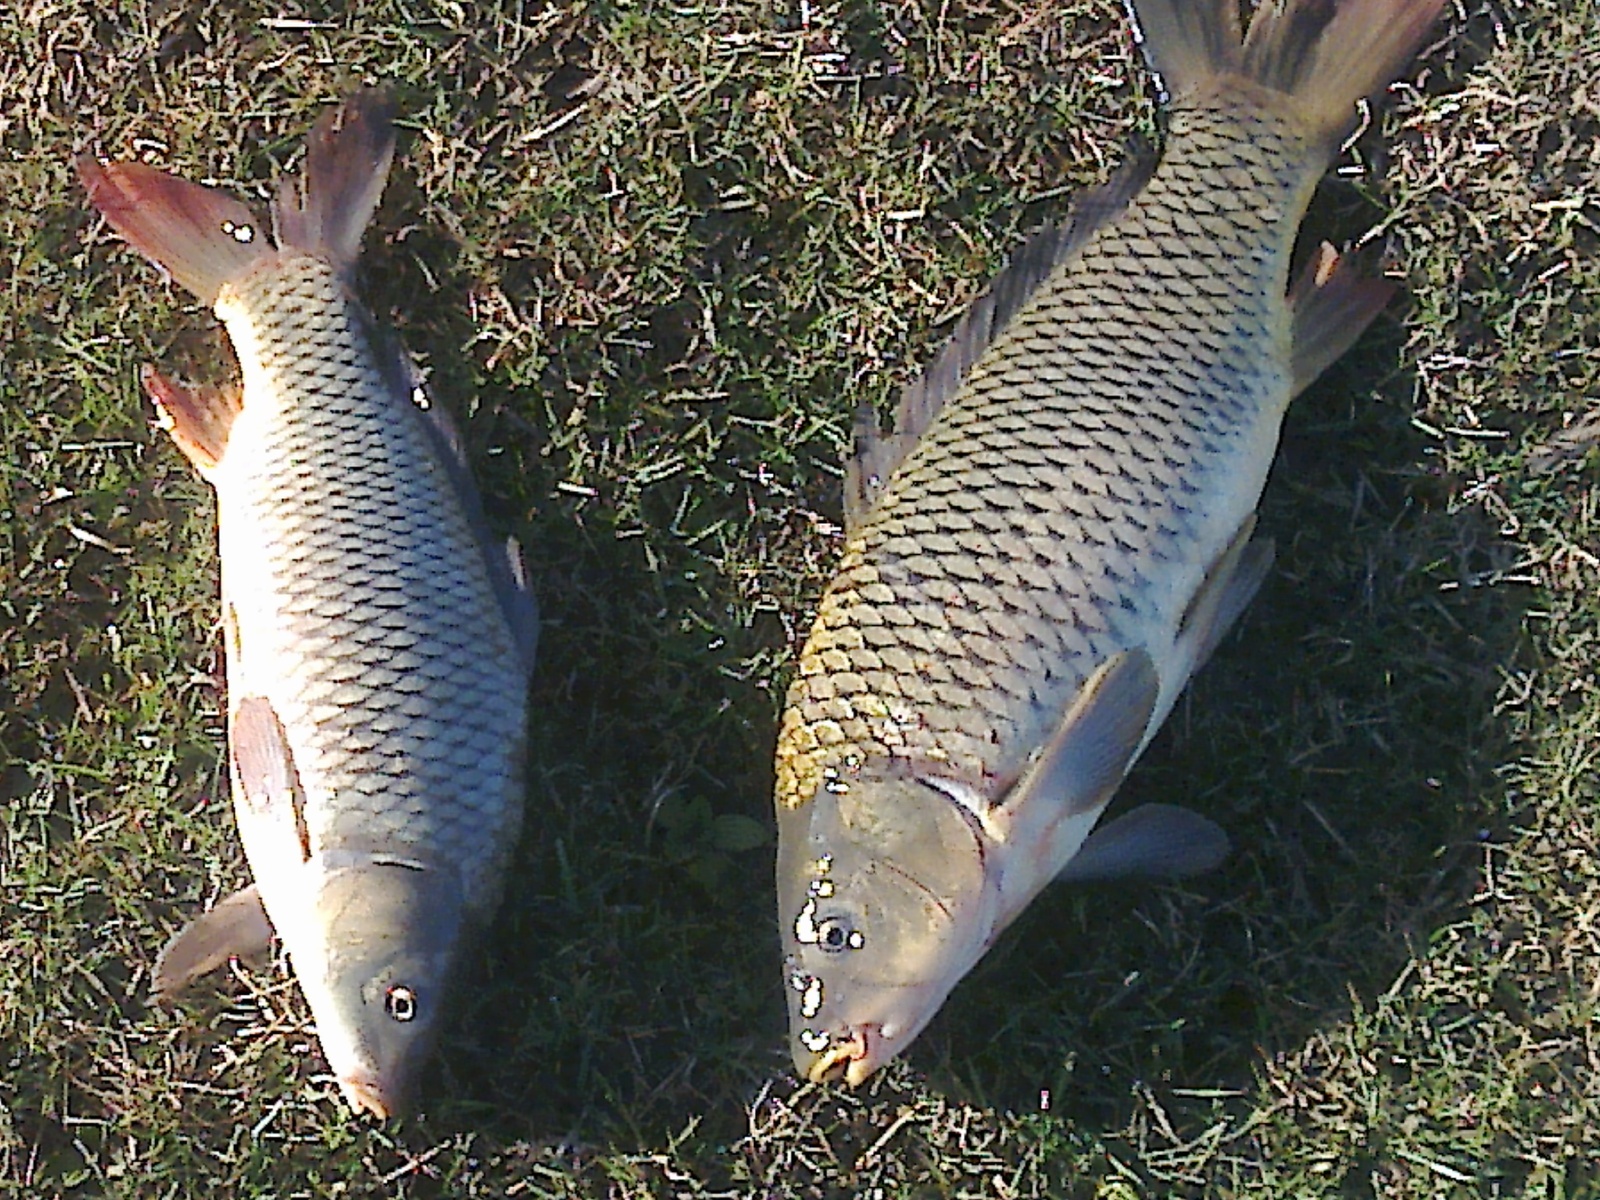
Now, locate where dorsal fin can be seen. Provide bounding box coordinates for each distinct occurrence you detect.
[843,151,1155,532]
[383,345,540,673]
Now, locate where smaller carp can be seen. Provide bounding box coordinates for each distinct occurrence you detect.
[79,93,538,1117]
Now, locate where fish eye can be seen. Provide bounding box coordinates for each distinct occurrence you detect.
[384,985,418,1023]
[795,898,867,952]
[817,916,852,954]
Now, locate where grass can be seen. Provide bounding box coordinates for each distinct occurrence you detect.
[2,0,1597,1195]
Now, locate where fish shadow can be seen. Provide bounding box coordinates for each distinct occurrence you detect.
[354,126,813,1141]
[378,196,1524,1166]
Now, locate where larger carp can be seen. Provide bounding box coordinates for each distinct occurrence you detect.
[78,92,538,1118]
[774,0,1445,1085]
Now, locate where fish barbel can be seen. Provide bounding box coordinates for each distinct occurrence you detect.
[774,0,1445,1085]
[78,92,538,1118]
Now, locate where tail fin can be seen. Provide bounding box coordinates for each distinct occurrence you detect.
[272,89,396,274]
[78,90,395,305]
[1129,0,1445,141]
[78,155,270,306]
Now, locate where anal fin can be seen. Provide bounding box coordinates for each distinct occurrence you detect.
[143,366,241,475]
[1289,242,1396,398]
[151,883,273,1001]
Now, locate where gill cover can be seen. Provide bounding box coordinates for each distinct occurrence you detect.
[776,767,995,1082]
[297,858,465,1119]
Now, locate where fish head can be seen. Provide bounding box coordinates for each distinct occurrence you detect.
[776,766,997,1085]
[295,858,466,1119]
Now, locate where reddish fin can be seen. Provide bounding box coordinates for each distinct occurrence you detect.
[271,89,396,274]
[232,695,311,861]
[1129,0,1445,142]
[76,156,268,305]
[142,365,241,474]
[1288,242,1396,397]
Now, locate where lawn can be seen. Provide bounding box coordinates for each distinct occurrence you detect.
[2,0,1597,1196]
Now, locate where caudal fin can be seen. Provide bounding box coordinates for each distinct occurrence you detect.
[1130,0,1445,142]
[78,89,394,304]
[272,89,396,273]
[77,155,269,305]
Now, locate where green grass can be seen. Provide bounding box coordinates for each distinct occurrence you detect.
[3,0,1598,1195]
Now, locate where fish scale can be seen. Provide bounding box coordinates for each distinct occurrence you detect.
[222,256,526,903]
[777,108,1309,808]
[79,92,538,1116]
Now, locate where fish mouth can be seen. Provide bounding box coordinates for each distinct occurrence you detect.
[806,1024,886,1087]
[338,1071,401,1120]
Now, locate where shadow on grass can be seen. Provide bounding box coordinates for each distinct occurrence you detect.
[359,123,1525,1200]
[340,128,829,1147]
[303,19,1519,1177]
[931,325,1526,1118]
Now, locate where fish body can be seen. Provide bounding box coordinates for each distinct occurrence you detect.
[775,0,1444,1085]
[79,93,538,1118]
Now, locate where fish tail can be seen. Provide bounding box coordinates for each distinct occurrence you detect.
[77,154,270,306]
[1130,0,1445,141]
[271,89,396,274]
[76,90,395,304]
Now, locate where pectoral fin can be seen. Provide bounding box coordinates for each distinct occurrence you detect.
[1056,804,1230,883]
[997,648,1160,832]
[150,883,274,1000]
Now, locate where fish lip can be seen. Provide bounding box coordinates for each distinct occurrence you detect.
[805,1024,886,1087]
[339,1070,402,1120]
